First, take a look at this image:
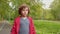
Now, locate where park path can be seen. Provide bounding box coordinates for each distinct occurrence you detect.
[0,20,12,34]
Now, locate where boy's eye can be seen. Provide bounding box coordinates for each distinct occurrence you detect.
[26,9,28,11]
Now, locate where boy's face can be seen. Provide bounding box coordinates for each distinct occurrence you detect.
[21,7,29,17]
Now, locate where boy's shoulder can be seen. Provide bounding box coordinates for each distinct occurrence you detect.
[28,16,32,18]
[14,16,33,20]
[14,16,20,20]
[28,16,33,20]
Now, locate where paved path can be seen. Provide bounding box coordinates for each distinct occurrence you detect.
[0,21,12,34]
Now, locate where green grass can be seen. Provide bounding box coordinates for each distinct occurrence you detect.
[34,20,60,34]
[9,20,60,34]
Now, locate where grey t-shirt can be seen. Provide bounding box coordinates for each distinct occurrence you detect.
[18,17,29,34]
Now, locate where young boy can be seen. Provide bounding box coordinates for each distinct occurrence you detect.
[11,4,36,34]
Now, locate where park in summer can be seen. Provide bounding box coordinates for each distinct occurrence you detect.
[0,0,60,34]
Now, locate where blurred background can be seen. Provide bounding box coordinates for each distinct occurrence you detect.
[0,0,60,34]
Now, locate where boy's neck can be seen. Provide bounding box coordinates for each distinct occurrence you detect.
[20,16,27,18]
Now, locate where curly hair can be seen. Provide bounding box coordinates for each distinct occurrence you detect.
[18,4,30,15]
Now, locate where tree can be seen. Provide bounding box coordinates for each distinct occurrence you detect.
[0,0,43,20]
[50,0,60,20]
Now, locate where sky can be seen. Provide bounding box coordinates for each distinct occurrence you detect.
[41,0,54,9]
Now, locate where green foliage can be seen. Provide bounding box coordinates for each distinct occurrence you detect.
[34,20,60,34]
[0,0,42,20]
[50,0,60,20]
[0,0,60,20]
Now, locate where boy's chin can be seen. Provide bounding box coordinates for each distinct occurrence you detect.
[21,15,28,17]
[24,15,28,17]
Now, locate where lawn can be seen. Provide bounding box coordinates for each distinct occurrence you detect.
[34,20,60,34]
[10,20,60,34]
